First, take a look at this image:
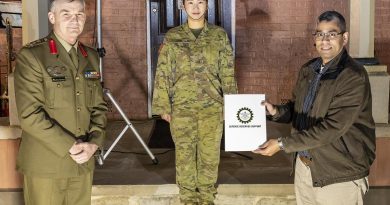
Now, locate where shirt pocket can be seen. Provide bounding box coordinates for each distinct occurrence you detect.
[172,42,190,73]
[85,79,99,107]
[204,43,219,66]
[43,76,74,108]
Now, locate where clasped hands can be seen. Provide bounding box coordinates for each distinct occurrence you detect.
[68,142,98,164]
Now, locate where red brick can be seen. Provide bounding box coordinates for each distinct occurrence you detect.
[376,0,390,74]
[2,0,389,119]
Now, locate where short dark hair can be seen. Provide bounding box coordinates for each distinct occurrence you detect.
[183,0,208,3]
[318,11,346,32]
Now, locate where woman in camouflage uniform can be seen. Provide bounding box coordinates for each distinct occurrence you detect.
[152,0,237,204]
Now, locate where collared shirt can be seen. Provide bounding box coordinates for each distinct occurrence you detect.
[54,32,78,52]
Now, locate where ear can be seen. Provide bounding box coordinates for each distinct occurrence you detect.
[48,12,55,24]
[342,32,349,46]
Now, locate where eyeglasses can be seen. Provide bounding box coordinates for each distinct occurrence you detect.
[313,32,344,40]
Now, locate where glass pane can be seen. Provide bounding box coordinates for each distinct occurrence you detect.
[166,0,174,27]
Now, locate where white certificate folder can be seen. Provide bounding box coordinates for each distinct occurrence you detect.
[224,94,267,151]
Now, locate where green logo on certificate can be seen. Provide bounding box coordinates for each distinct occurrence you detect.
[237,107,254,124]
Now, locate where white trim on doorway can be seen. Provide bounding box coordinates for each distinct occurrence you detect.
[231,0,236,52]
[146,0,152,118]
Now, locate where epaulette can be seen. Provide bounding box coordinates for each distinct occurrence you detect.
[80,42,97,52]
[24,37,49,48]
[78,42,89,57]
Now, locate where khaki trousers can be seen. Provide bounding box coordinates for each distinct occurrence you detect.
[23,173,93,205]
[294,157,368,205]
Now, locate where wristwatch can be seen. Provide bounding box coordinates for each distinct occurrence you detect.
[277,137,285,150]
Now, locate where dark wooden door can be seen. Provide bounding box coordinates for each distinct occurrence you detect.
[149,0,232,85]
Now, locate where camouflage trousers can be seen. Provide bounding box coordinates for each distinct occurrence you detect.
[170,106,223,204]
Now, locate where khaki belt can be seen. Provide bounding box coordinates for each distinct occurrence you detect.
[299,155,312,166]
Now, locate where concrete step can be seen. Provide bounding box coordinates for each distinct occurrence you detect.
[91,184,296,205]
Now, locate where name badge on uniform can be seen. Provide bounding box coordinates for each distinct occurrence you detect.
[84,71,101,79]
[52,76,66,82]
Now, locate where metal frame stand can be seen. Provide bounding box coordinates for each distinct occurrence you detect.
[95,0,158,165]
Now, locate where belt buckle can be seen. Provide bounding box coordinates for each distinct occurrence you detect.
[299,155,312,166]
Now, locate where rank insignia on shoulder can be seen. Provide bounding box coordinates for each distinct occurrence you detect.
[78,42,88,57]
[84,71,100,79]
[25,38,48,48]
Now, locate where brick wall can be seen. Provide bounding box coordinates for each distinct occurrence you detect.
[1,0,389,119]
[235,0,349,103]
[80,0,148,119]
[375,0,390,72]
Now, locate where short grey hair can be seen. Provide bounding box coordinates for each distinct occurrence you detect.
[50,0,85,12]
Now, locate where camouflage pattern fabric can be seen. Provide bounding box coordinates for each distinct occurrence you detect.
[152,21,237,115]
[152,21,237,204]
[171,105,222,203]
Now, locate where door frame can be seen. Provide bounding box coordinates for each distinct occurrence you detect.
[146,0,236,118]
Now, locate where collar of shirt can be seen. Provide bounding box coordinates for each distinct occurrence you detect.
[182,20,209,39]
[54,32,78,53]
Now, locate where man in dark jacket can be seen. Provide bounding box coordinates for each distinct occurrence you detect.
[253,11,375,205]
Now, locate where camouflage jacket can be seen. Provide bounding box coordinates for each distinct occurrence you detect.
[152,22,237,115]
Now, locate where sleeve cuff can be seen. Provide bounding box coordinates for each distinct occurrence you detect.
[88,130,105,147]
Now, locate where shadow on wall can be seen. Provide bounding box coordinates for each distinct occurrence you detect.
[102,30,148,119]
[82,1,148,119]
[235,0,323,103]
[235,0,286,103]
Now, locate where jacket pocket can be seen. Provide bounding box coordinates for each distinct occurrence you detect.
[204,44,219,65]
[337,137,353,159]
[43,76,73,108]
[204,75,223,103]
[85,80,98,107]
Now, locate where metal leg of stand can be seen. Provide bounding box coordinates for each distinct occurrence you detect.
[103,124,129,160]
[103,88,158,165]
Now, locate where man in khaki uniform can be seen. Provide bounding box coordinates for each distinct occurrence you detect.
[14,0,107,204]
